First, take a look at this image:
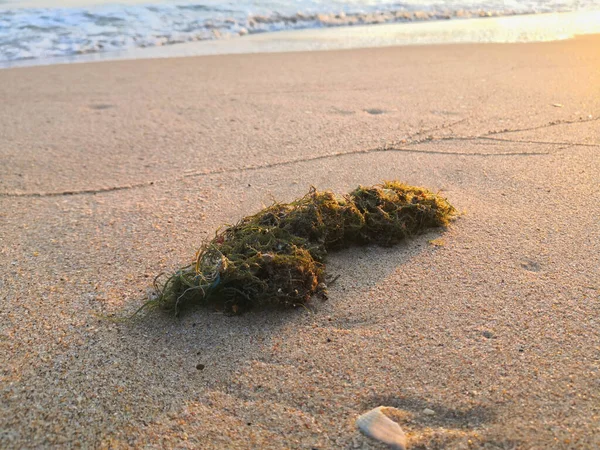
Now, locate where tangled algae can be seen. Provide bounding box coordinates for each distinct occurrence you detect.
[153,181,455,315]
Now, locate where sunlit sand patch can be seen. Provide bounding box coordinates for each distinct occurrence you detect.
[357,406,487,449]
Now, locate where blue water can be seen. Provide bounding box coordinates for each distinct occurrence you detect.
[1,1,598,63]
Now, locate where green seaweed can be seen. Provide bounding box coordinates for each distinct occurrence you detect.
[152,181,455,315]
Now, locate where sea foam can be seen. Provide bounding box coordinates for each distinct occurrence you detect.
[0,0,598,64]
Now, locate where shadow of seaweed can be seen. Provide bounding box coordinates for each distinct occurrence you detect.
[124,301,308,379]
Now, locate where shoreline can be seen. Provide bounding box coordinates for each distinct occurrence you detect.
[2,9,600,70]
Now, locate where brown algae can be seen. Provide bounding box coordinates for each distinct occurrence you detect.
[152,181,455,315]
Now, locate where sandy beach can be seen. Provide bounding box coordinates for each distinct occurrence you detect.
[1,35,599,448]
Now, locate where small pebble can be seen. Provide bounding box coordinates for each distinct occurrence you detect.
[423,408,435,415]
[196,363,205,370]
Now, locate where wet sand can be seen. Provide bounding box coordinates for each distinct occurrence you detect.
[1,35,599,448]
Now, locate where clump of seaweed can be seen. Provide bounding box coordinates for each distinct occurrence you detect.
[152,181,455,315]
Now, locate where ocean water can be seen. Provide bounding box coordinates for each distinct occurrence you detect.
[1,0,599,64]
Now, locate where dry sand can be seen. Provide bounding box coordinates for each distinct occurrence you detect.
[1,35,599,449]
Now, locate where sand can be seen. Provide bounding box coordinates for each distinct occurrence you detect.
[1,35,599,449]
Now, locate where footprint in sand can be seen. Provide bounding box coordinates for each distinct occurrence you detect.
[520,259,541,272]
[89,104,115,110]
[364,108,386,115]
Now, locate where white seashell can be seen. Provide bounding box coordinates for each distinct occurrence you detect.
[356,406,407,450]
